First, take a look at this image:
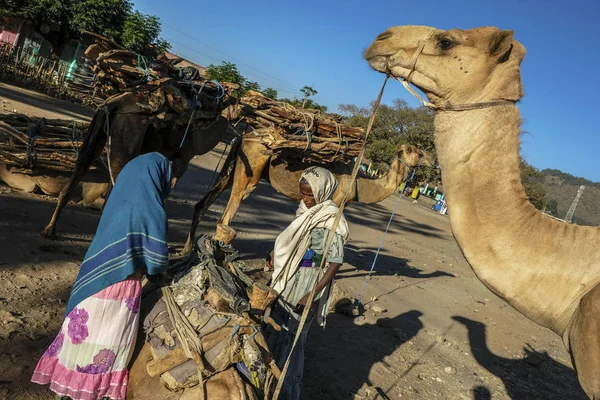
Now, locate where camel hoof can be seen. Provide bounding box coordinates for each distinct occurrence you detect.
[41,226,56,238]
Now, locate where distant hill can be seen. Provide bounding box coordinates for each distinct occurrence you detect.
[541,169,600,226]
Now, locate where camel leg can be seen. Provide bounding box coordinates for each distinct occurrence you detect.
[567,283,600,399]
[180,170,234,256]
[42,112,107,237]
[42,113,148,237]
[220,142,270,227]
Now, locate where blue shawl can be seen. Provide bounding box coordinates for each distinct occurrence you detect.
[65,152,172,315]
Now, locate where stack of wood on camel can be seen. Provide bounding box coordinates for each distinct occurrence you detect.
[0,114,112,204]
[181,90,436,255]
[0,113,89,172]
[238,90,364,164]
[128,234,279,399]
[364,24,600,398]
[39,35,238,237]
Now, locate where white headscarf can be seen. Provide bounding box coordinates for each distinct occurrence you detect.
[271,166,349,294]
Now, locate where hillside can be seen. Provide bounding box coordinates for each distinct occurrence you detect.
[542,170,600,226]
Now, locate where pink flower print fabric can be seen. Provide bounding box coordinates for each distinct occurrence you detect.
[44,332,64,358]
[124,297,140,313]
[67,307,89,344]
[76,349,117,374]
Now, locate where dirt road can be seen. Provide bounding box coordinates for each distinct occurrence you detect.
[0,84,586,399]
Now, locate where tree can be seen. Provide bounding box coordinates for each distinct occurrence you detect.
[71,0,132,41]
[280,97,327,112]
[120,11,169,58]
[243,80,261,93]
[205,61,261,95]
[2,1,169,57]
[546,198,559,215]
[262,88,278,100]
[520,158,547,210]
[300,85,317,108]
[339,99,438,184]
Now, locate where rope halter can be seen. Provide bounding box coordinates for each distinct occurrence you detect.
[395,30,516,112]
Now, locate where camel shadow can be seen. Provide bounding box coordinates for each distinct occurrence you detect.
[452,316,588,400]
[342,244,455,281]
[303,309,424,399]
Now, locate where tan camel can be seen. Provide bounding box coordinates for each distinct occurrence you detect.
[181,133,434,255]
[41,91,235,236]
[0,163,110,206]
[365,25,600,398]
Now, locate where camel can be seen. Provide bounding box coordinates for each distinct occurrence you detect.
[181,131,435,255]
[0,162,110,206]
[41,90,235,236]
[365,25,600,398]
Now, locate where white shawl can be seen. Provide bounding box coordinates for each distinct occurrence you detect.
[271,166,349,295]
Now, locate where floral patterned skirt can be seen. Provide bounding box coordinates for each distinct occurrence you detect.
[31,277,141,400]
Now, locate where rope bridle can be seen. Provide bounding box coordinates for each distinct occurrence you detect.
[397,31,516,112]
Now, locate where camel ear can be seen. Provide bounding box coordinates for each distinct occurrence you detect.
[399,144,411,154]
[488,30,514,57]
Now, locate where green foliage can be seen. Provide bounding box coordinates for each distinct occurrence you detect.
[339,99,438,184]
[262,88,278,100]
[121,11,169,58]
[541,168,600,189]
[300,85,318,108]
[520,158,547,210]
[280,97,328,112]
[71,0,132,40]
[2,0,169,57]
[545,198,559,215]
[205,61,262,95]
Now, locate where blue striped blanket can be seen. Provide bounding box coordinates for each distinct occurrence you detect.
[65,152,172,315]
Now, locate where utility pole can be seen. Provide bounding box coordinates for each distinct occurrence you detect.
[565,185,585,223]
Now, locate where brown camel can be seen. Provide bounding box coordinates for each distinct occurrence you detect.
[41,90,234,236]
[365,25,600,398]
[181,131,434,255]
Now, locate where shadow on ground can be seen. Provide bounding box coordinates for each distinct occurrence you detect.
[453,316,587,400]
[304,308,424,399]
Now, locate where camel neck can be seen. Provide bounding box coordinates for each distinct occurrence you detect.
[434,105,529,219]
[433,105,600,335]
[356,158,404,203]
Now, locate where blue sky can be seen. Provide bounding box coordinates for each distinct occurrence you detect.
[134,0,600,181]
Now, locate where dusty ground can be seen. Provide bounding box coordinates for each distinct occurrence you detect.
[0,83,588,400]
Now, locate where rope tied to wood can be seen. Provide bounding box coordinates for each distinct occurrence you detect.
[162,285,207,400]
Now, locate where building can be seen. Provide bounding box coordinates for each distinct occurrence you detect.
[162,51,207,77]
[1,16,83,64]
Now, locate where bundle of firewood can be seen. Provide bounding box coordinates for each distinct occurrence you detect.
[0,113,90,172]
[144,235,279,394]
[238,91,364,164]
[82,42,235,130]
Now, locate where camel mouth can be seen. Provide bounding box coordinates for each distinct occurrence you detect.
[365,55,391,74]
[366,48,437,98]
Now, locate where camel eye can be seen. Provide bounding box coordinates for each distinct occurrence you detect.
[438,39,455,50]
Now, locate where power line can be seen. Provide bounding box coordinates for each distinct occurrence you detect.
[163,22,300,92]
[166,47,302,96]
[167,38,223,64]
[164,36,303,95]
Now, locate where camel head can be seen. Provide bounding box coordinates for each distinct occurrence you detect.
[398,144,435,167]
[364,25,526,107]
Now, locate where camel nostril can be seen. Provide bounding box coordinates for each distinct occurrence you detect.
[376,30,393,41]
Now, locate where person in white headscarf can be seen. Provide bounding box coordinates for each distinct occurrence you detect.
[265,166,349,400]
